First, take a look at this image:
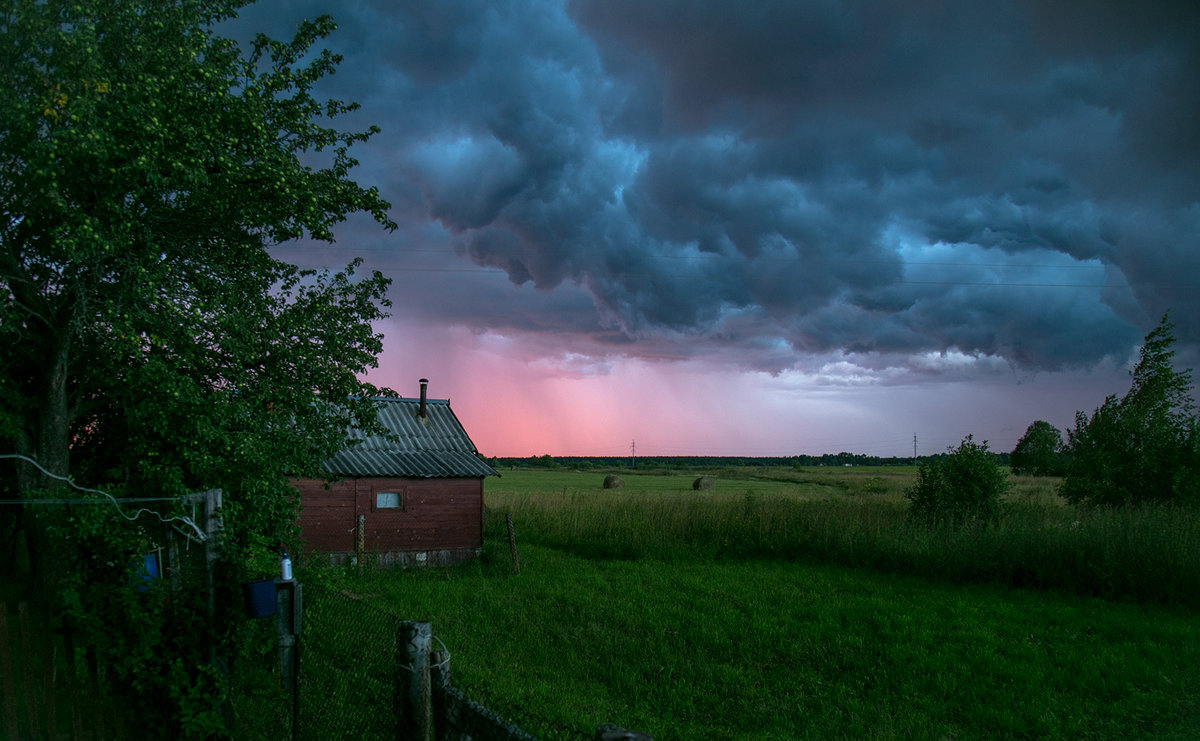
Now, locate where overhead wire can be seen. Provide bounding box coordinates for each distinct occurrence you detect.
[0,453,207,541]
[271,246,1192,290]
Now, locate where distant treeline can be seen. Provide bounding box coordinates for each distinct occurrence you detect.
[488,452,1011,470]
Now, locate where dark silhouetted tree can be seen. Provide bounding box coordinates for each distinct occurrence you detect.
[1060,314,1199,506]
[1010,420,1067,476]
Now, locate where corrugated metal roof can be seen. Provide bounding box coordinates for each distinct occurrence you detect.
[319,397,497,479]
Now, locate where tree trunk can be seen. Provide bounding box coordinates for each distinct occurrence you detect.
[19,324,74,596]
[15,327,72,490]
[36,326,72,482]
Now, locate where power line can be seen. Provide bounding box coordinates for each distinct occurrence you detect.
[277,255,1190,289]
[288,263,1152,289]
[281,245,1113,271]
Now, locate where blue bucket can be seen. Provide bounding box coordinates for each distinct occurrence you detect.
[134,552,161,592]
[242,579,277,618]
[141,552,160,580]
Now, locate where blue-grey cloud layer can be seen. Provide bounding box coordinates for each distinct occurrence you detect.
[237,0,1200,374]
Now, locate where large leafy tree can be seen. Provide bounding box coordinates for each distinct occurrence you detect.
[0,0,396,550]
[1060,314,1199,506]
[1010,420,1066,476]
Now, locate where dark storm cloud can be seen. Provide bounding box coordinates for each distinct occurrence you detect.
[235,0,1200,375]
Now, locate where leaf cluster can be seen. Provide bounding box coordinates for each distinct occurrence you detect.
[1060,314,1199,506]
[1,0,396,528]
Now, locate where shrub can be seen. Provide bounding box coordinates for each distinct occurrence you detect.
[906,436,1009,525]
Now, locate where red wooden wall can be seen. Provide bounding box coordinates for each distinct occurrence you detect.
[292,477,483,558]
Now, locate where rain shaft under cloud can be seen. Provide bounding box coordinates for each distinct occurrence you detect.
[235,0,1199,384]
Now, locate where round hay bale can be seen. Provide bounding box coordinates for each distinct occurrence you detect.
[692,476,716,491]
[602,474,624,489]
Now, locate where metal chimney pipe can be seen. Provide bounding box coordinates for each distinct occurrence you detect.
[418,378,428,419]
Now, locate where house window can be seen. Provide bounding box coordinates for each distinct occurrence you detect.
[375,491,403,510]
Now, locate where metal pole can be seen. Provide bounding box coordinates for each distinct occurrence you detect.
[276,581,302,741]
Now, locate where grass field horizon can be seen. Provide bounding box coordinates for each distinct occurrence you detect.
[310,464,1200,740]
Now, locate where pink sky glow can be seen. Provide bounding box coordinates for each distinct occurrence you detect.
[367,318,1134,459]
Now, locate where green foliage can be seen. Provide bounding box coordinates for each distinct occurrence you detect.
[905,435,1009,525]
[1,0,397,735]
[1061,314,1199,506]
[529,454,561,469]
[1010,420,1067,476]
[0,0,399,543]
[38,499,230,739]
[1,0,395,502]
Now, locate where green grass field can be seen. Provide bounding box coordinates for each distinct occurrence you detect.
[310,466,1200,740]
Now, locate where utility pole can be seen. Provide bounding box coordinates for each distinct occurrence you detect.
[913,433,918,461]
[630,439,636,468]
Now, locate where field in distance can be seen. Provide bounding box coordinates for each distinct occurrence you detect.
[488,464,937,499]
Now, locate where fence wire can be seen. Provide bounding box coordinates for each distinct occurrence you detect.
[433,675,589,741]
[297,582,401,739]
[230,580,589,741]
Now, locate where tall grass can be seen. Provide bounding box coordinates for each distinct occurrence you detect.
[487,471,1200,607]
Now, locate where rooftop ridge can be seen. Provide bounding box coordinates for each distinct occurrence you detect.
[364,395,450,405]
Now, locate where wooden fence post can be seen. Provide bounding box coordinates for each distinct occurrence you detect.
[397,621,432,741]
[0,606,17,741]
[506,513,521,575]
[187,488,232,731]
[356,514,366,575]
[18,603,42,739]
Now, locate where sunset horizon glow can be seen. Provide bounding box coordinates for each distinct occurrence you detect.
[366,318,1138,460]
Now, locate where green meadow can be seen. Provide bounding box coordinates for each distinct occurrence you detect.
[316,466,1200,740]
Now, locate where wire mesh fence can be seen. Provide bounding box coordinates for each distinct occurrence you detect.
[432,663,589,741]
[231,581,405,740]
[298,582,401,738]
[228,580,598,741]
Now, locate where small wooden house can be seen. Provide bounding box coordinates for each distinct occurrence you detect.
[293,380,497,567]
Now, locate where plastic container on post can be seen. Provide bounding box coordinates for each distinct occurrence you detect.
[242,579,277,619]
[136,551,160,593]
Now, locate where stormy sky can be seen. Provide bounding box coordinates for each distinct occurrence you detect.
[231,0,1198,457]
